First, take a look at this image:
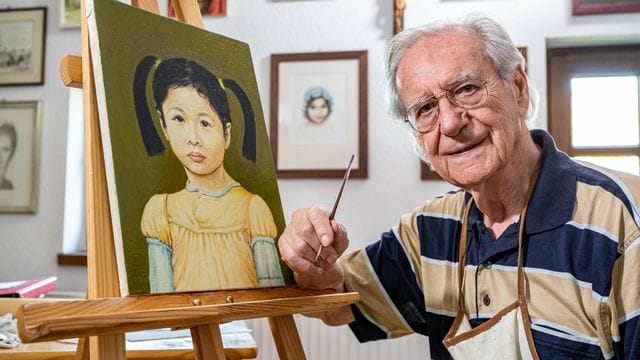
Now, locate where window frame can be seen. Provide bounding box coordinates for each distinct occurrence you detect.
[547,45,640,170]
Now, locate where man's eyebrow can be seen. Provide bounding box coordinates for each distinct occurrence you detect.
[406,73,477,110]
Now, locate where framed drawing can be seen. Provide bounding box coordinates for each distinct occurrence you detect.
[0,101,42,213]
[169,0,227,17]
[60,0,82,28]
[0,7,46,86]
[270,51,368,178]
[572,0,640,15]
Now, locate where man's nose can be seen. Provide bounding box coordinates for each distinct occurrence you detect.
[437,99,468,137]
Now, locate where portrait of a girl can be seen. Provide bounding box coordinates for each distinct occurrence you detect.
[133,56,285,293]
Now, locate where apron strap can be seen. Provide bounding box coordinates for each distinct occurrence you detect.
[457,163,541,311]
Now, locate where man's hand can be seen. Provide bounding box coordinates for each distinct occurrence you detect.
[279,204,349,290]
[278,204,354,325]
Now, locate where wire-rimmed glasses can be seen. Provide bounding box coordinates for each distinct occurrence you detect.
[404,78,489,134]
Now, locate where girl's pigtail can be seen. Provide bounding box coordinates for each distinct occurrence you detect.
[133,55,165,156]
[223,79,257,163]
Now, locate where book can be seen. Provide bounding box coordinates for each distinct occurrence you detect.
[0,276,57,298]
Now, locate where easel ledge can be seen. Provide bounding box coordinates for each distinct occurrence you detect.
[18,287,358,343]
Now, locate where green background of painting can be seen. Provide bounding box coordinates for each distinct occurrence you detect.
[93,0,293,294]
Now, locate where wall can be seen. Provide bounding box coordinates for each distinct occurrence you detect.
[0,0,638,359]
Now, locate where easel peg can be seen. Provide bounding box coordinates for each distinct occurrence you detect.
[60,54,83,89]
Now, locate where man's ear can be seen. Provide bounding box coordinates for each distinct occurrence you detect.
[157,110,169,140]
[513,66,529,119]
[224,122,231,149]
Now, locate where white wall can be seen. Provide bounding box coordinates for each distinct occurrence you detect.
[0,0,639,359]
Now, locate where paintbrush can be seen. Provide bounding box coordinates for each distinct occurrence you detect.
[314,154,355,264]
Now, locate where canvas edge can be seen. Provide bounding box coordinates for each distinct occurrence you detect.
[86,0,130,296]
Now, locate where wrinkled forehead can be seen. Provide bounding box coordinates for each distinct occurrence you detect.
[396,29,494,100]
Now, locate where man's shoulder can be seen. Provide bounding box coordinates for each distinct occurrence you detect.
[418,189,467,219]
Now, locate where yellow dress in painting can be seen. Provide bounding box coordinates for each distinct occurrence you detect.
[141,183,278,292]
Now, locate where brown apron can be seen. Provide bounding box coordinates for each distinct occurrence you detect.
[443,170,540,360]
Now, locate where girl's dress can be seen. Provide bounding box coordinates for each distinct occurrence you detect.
[141,182,284,293]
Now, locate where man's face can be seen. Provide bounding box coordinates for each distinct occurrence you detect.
[396,29,529,188]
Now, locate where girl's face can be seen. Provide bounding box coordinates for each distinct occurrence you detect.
[306,97,329,124]
[0,134,13,175]
[160,86,230,177]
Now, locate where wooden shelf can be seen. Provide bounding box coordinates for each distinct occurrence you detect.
[57,252,87,266]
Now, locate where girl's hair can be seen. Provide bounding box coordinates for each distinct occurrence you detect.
[0,123,17,158]
[133,55,257,162]
[302,86,333,119]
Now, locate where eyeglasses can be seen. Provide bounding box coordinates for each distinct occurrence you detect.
[404,78,489,134]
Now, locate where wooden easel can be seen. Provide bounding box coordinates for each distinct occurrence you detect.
[18,1,358,359]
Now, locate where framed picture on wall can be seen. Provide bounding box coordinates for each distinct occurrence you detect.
[572,0,640,15]
[60,0,82,28]
[270,51,368,178]
[0,101,42,213]
[0,7,46,86]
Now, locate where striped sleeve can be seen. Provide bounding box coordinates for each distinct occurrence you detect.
[341,205,429,341]
[608,170,640,359]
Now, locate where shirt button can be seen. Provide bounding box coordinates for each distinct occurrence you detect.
[483,294,491,306]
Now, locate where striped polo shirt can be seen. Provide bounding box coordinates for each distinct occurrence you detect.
[341,129,640,359]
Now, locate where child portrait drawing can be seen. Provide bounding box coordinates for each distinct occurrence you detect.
[133,56,285,293]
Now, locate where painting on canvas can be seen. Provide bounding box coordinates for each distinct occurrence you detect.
[87,0,292,295]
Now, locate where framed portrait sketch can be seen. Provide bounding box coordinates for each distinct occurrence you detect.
[0,101,41,213]
[270,51,368,178]
[60,0,82,28]
[572,0,640,15]
[0,7,46,86]
[87,0,292,295]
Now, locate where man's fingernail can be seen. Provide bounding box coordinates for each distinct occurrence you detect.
[327,255,338,264]
[321,234,330,245]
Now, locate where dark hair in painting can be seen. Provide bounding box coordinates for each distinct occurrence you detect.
[0,123,17,159]
[132,55,257,162]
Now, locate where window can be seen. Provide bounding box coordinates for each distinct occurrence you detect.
[59,87,87,266]
[548,45,640,175]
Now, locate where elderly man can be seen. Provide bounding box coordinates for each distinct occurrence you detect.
[278,14,640,360]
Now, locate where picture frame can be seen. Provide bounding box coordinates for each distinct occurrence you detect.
[60,0,82,28]
[0,7,46,86]
[168,0,227,17]
[270,51,368,178]
[572,0,640,15]
[0,101,42,213]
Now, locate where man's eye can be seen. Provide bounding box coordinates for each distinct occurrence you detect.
[200,120,211,128]
[454,83,481,96]
[416,101,437,116]
[172,115,185,123]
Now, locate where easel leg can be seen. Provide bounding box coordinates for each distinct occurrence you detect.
[190,323,227,360]
[74,337,90,360]
[269,315,306,360]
